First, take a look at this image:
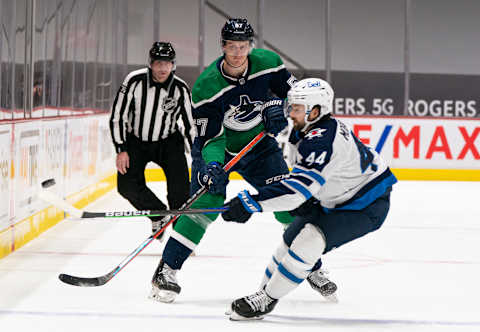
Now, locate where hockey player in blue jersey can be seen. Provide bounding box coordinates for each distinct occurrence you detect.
[222,78,398,320]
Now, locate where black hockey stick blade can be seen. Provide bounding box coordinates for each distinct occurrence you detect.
[59,270,115,287]
[57,235,156,287]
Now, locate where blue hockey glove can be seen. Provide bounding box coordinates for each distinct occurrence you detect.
[222,190,262,223]
[261,98,288,136]
[198,161,229,195]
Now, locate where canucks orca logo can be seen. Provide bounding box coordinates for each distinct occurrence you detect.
[223,95,263,131]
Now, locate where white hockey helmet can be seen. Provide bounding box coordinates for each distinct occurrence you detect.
[287,78,334,132]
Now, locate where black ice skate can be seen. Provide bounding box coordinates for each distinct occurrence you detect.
[307,268,338,302]
[229,290,278,321]
[150,260,181,303]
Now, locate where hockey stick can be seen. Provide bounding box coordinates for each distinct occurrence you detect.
[38,184,227,218]
[57,131,266,287]
[77,208,227,218]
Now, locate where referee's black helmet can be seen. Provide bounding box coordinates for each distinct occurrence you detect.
[149,42,176,64]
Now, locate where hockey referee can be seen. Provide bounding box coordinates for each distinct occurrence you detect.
[109,41,196,236]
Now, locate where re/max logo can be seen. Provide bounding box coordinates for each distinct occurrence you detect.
[353,124,480,160]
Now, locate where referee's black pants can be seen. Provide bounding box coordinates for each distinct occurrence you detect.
[117,132,190,222]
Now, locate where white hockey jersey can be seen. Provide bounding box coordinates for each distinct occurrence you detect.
[255,117,397,212]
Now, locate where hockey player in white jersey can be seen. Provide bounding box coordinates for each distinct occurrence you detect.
[222,78,397,320]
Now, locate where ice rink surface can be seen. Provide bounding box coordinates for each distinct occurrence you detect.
[1,180,479,332]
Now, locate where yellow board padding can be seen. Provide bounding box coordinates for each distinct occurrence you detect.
[66,174,117,210]
[0,173,117,259]
[0,227,13,258]
[0,206,65,259]
[391,168,480,181]
[145,168,480,182]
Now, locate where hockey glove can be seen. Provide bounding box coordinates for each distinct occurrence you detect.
[261,98,288,136]
[198,161,229,195]
[222,190,262,223]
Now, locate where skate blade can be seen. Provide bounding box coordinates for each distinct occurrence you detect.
[323,293,339,303]
[149,289,177,303]
[225,302,233,315]
[229,311,265,321]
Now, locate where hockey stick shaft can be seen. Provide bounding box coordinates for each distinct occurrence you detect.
[58,131,266,287]
[81,207,228,218]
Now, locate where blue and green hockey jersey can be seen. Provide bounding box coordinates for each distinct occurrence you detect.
[191,48,296,161]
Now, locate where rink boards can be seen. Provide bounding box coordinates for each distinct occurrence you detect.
[0,114,116,258]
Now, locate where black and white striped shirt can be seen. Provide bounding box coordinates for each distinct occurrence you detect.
[110,68,196,153]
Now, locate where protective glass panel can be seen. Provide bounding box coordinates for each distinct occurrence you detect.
[331,0,405,117]
[409,0,480,118]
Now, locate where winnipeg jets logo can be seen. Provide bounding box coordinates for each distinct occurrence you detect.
[162,97,177,112]
[223,95,263,131]
[305,128,327,139]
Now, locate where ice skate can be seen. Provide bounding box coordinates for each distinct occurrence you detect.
[229,290,278,321]
[150,260,181,303]
[307,268,338,302]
